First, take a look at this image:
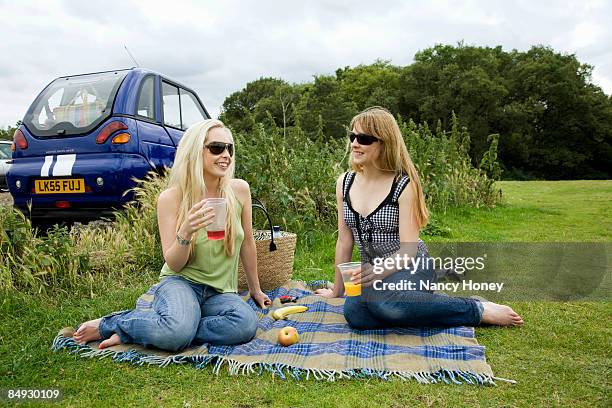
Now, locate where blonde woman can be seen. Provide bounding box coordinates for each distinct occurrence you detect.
[74,119,271,351]
[316,107,523,328]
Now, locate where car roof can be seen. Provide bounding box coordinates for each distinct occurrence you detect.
[57,67,178,82]
[55,67,194,95]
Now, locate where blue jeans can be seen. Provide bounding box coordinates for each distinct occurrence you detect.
[344,258,483,329]
[98,276,258,351]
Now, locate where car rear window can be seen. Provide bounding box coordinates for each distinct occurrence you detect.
[24,71,128,137]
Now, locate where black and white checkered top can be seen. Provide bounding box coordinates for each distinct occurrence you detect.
[342,171,426,262]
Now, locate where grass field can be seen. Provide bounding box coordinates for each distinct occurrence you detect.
[0,181,610,407]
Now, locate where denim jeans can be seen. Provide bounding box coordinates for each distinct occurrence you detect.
[344,257,483,329]
[98,275,258,351]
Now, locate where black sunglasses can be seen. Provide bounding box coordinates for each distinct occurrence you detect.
[349,132,379,145]
[204,142,234,157]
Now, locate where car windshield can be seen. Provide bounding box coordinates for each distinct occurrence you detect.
[0,143,11,159]
[24,70,128,137]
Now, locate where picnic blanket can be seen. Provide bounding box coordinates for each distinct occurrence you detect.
[52,281,501,385]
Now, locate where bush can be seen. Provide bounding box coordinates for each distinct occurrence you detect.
[0,208,89,295]
[69,173,165,287]
[0,116,500,296]
[400,114,501,210]
[235,115,501,234]
[0,173,165,296]
[235,123,345,232]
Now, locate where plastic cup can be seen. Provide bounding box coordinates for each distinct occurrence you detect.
[337,262,362,296]
[205,198,226,240]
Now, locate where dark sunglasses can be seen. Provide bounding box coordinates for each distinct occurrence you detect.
[349,132,379,145]
[204,142,234,157]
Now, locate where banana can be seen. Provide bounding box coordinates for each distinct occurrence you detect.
[271,305,308,320]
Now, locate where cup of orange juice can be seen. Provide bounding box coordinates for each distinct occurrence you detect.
[337,262,362,296]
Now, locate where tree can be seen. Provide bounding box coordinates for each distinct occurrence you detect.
[398,43,611,179]
[294,75,357,140]
[399,43,509,163]
[253,84,300,137]
[219,77,288,133]
[222,44,612,179]
[499,46,612,179]
[336,60,402,113]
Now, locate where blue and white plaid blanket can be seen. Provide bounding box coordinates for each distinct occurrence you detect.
[53,281,498,385]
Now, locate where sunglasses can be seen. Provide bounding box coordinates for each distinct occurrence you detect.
[349,132,379,145]
[204,142,234,157]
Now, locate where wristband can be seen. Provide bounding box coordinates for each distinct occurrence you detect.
[176,233,192,246]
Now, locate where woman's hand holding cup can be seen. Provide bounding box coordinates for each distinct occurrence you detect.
[179,200,216,239]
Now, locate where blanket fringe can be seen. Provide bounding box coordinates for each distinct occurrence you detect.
[54,281,502,385]
[52,333,505,386]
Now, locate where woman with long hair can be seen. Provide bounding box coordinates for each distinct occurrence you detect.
[316,107,523,329]
[74,119,271,350]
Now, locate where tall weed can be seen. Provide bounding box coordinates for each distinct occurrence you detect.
[0,209,89,295]
[0,174,165,296]
[1,116,500,296]
[235,115,501,234]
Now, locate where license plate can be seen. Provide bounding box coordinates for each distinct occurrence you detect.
[34,178,85,194]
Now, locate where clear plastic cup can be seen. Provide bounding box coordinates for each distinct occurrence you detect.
[337,261,362,296]
[204,198,226,240]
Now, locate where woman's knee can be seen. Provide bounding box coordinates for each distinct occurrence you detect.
[226,305,258,344]
[200,294,259,345]
[149,317,198,351]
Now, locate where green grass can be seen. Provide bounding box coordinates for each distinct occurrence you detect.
[431,180,612,242]
[1,181,610,407]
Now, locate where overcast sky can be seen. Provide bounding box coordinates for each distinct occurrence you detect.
[1,0,610,128]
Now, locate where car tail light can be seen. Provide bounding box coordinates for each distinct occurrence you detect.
[55,201,71,209]
[96,121,128,144]
[13,129,28,150]
[112,133,131,144]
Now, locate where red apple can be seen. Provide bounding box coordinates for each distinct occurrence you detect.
[277,326,299,347]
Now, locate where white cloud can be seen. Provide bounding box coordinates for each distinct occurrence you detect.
[0,0,610,127]
[569,22,605,49]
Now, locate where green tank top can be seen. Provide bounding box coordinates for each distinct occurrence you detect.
[159,202,244,293]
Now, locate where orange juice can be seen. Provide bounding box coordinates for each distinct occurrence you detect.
[344,282,362,296]
[339,264,362,296]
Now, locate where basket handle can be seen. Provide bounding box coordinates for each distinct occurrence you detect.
[251,198,277,252]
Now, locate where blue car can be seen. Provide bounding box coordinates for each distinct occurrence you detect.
[8,68,210,222]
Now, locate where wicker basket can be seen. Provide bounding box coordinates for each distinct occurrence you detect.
[237,201,296,292]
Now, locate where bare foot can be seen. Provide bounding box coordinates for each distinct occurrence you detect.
[99,333,121,349]
[480,302,524,326]
[73,318,102,344]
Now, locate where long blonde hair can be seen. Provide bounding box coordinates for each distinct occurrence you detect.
[349,106,429,228]
[167,119,238,257]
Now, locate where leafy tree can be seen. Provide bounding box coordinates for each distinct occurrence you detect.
[499,46,612,179]
[293,75,357,139]
[221,44,611,179]
[336,60,402,113]
[253,83,301,137]
[399,43,509,163]
[220,77,288,133]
